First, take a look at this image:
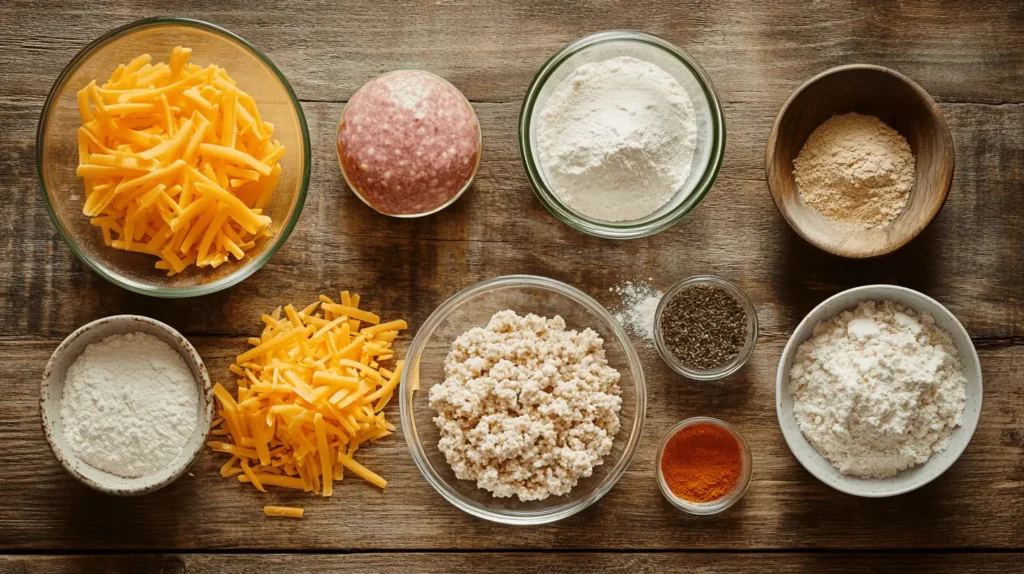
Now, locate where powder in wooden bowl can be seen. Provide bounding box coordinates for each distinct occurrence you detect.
[793,112,915,229]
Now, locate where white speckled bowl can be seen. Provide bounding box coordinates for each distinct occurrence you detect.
[40,315,213,495]
[776,285,982,497]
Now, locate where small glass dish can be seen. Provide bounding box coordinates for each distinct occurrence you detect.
[518,30,725,239]
[654,275,758,381]
[36,18,310,297]
[656,417,753,515]
[399,275,647,525]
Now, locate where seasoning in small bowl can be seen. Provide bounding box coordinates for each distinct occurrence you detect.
[654,276,758,380]
[656,417,752,515]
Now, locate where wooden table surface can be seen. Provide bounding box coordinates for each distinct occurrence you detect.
[2,1,1023,572]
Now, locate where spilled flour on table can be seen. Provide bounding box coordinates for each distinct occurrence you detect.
[610,280,663,344]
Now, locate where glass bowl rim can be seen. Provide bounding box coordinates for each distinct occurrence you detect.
[655,416,753,515]
[517,29,726,240]
[654,275,759,381]
[35,16,312,298]
[398,274,648,524]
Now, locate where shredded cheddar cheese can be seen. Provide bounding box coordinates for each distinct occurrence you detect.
[208,291,406,507]
[75,46,285,276]
[264,505,304,518]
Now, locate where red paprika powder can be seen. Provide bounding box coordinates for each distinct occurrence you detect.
[660,421,742,503]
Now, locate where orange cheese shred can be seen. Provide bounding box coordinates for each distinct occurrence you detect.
[263,506,304,519]
[74,46,285,276]
[208,291,406,510]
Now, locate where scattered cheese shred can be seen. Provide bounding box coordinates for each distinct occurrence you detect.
[264,506,304,519]
[74,46,285,276]
[208,291,406,508]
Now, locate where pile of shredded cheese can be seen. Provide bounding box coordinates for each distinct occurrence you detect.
[75,46,285,275]
[208,291,407,513]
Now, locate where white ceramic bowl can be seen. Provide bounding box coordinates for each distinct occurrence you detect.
[776,285,982,497]
[40,315,213,495]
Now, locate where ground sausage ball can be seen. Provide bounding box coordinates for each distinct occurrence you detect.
[337,70,481,216]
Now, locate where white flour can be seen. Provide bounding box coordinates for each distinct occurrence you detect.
[536,56,698,222]
[611,280,662,343]
[60,332,199,478]
[789,301,966,478]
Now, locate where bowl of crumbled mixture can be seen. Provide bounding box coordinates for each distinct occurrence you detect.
[399,275,646,525]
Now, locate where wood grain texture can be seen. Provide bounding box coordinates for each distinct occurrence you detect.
[1,0,1023,558]
[0,337,1020,550]
[3,553,1024,574]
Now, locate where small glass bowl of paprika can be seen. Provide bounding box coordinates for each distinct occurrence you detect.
[656,417,752,515]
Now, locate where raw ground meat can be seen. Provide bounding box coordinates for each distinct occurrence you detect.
[337,70,481,215]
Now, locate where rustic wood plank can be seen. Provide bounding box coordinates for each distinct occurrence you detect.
[4,96,1024,339]
[1,0,1023,106]
[2,0,1024,559]
[0,337,1019,550]
[3,553,1023,574]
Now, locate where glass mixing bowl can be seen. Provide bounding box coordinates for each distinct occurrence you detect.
[519,30,726,239]
[656,417,753,515]
[399,275,647,524]
[36,18,310,297]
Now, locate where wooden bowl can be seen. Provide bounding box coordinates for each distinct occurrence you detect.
[765,64,955,258]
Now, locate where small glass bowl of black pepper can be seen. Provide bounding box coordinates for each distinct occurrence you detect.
[654,276,758,381]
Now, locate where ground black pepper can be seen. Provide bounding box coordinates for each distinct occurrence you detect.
[660,283,749,371]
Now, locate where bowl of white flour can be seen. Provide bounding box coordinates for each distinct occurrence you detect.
[519,30,725,239]
[41,315,213,495]
[776,285,982,497]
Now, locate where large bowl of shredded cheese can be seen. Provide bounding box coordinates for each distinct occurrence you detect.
[37,17,310,297]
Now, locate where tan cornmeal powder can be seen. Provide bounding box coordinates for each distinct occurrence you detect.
[793,113,915,229]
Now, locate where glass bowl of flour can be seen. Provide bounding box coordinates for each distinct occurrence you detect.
[519,30,725,239]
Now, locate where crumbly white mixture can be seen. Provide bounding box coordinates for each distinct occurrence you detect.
[429,310,622,501]
[789,300,966,478]
[61,332,199,478]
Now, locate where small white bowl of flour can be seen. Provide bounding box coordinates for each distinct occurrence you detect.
[41,315,212,495]
[520,31,725,239]
[776,285,982,497]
